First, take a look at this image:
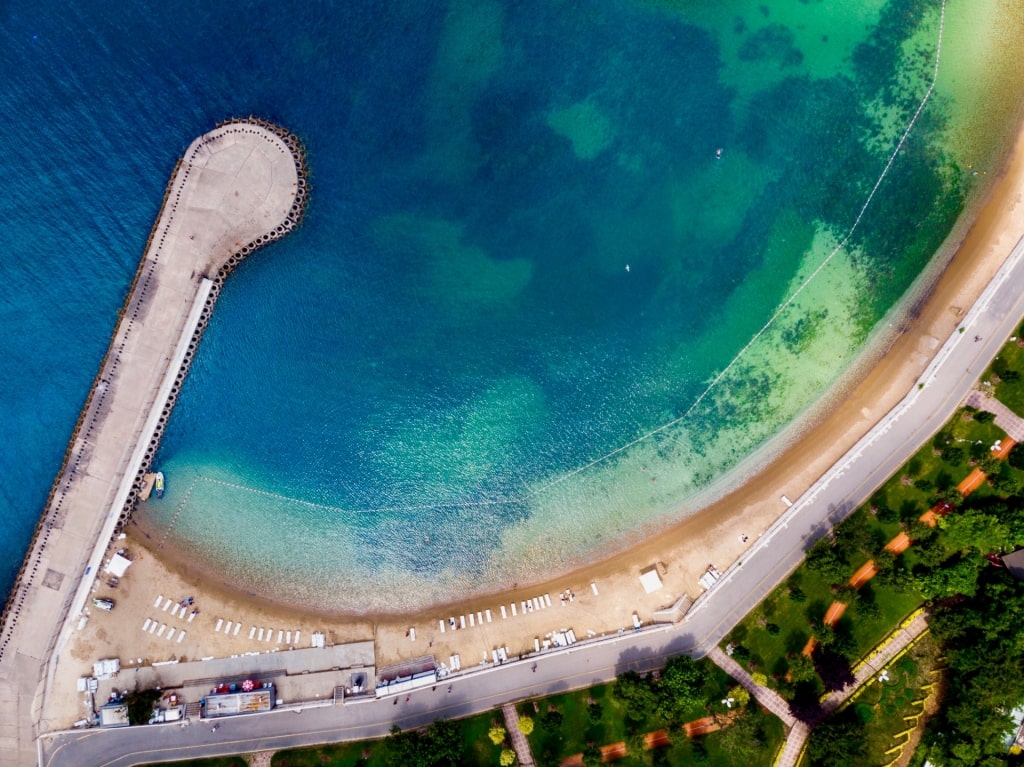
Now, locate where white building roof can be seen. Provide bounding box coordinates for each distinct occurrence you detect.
[639,567,663,594]
[105,553,132,578]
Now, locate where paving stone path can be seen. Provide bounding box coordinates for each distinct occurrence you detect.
[706,647,795,726]
[710,612,929,767]
[502,703,536,767]
[966,388,1024,441]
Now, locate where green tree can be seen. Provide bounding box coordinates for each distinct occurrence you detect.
[806,709,867,767]
[914,556,982,599]
[613,671,657,725]
[940,510,1010,553]
[385,720,462,767]
[517,716,534,736]
[805,538,847,582]
[657,655,708,721]
[787,653,817,684]
[973,410,996,423]
[1008,443,1024,471]
[582,744,602,767]
[716,710,769,763]
[728,685,751,708]
[540,708,563,732]
[122,689,161,725]
[488,725,507,746]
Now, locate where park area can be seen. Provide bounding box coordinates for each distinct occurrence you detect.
[521,674,784,766]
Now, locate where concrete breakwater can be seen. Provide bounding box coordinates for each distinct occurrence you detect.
[0,118,306,766]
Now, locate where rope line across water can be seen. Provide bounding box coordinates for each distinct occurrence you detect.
[178,2,947,517]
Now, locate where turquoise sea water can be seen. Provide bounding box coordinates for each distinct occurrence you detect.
[1,1,1021,611]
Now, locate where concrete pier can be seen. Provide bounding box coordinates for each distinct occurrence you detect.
[0,119,306,766]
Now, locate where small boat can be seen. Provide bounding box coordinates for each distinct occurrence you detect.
[715,147,723,159]
[92,598,115,611]
[154,472,165,498]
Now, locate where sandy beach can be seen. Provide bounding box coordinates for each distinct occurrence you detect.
[44,108,1024,730]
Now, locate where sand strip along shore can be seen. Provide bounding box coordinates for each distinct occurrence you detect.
[0,120,304,767]
[39,113,1024,742]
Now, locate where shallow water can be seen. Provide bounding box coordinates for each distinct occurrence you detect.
[2,0,1023,611]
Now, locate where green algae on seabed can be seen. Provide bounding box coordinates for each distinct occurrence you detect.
[140,0,1024,613]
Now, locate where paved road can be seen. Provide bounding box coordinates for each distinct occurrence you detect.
[41,238,1024,767]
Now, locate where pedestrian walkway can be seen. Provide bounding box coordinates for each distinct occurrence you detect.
[821,612,929,715]
[706,647,795,727]
[502,703,536,767]
[966,388,1024,441]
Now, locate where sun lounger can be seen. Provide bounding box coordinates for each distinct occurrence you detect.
[492,649,499,663]
[486,609,492,623]
[511,603,517,616]
[249,626,256,639]
[233,623,241,636]
[258,628,264,641]
[157,624,166,637]
[439,620,446,633]
[591,582,599,596]
[148,621,158,634]
[214,619,223,632]
[166,629,176,642]
[498,647,508,662]
[469,613,475,627]
[187,611,197,623]
[544,594,552,608]
[142,618,152,632]
[224,621,232,634]
[154,595,164,608]
[278,630,284,644]
[177,631,186,643]
[500,605,507,619]
[162,598,172,612]
[521,601,527,613]
[170,604,179,618]
[567,629,577,644]
[410,627,416,641]
[476,611,483,625]
[295,631,301,644]
[460,615,466,629]
[285,630,291,643]
[534,637,540,652]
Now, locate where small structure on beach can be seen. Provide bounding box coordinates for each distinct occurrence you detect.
[202,682,275,718]
[104,553,132,579]
[98,700,129,728]
[639,566,663,594]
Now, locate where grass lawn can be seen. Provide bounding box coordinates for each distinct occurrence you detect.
[270,710,499,767]
[834,632,942,765]
[665,707,786,767]
[149,759,248,767]
[722,399,1024,699]
[988,335,1024,415]
[524,667,736,766]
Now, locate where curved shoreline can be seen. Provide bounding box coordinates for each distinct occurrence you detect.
[125,103,1024,632]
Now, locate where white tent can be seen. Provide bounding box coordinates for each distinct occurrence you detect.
[105,553,132,578]
[639,567,663,594]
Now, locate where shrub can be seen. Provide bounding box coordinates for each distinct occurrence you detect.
[517,716,534,736]
[489,726,507,746]
[500,748,517,766]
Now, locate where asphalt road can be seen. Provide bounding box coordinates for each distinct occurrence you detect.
[40,234,1024,767]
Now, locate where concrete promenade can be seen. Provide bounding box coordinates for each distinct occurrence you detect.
[0,120,304,767]
[41,231,1024,767]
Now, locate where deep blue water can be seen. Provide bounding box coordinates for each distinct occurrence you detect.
[0,0,1003,610]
